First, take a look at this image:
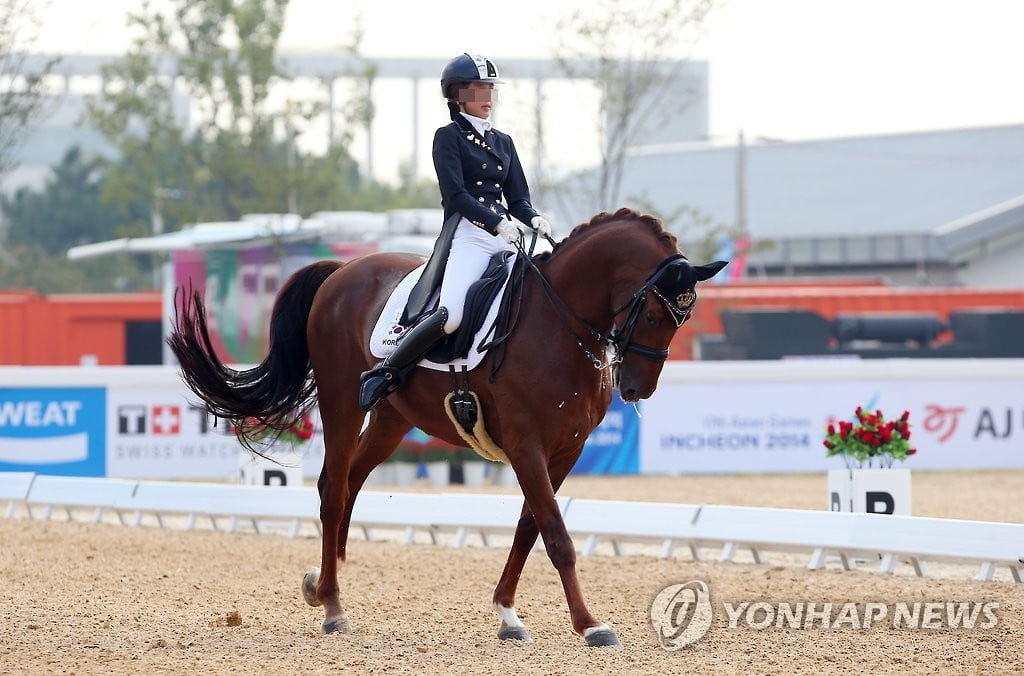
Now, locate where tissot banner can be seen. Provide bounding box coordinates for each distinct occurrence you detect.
[105,388,243,478]
[640,380,1024,474]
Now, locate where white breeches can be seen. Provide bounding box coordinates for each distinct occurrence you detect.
[438,217,516,334]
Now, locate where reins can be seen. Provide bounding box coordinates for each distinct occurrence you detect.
[475,228,693,382]
[506,231,690,372]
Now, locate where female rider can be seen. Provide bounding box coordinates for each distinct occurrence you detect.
[359,52,551,411]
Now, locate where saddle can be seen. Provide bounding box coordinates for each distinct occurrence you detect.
[368,250,518,372]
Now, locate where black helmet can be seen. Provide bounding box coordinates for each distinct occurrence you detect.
[440,52,503,99]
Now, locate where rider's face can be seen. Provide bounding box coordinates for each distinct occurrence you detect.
[458,82,494,119]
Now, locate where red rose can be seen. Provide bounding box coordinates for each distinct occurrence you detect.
[823,440,834,449]
[827,424,836,436]
[908,447,917,455]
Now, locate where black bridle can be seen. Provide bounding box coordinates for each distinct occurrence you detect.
[513,233,696,371]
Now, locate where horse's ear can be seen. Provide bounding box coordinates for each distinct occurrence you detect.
[694,260,729,282]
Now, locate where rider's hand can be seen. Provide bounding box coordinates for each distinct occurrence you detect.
[496,220,520,244]
[531,216,552,237]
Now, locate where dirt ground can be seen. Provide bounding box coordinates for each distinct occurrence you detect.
[1,470,1021,675]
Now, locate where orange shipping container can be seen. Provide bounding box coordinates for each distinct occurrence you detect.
[0,290,163,366]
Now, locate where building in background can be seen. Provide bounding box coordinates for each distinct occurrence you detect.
[577,125,1024,288]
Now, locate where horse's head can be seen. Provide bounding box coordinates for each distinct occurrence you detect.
[536,208,727,403]
[609,254,727,401]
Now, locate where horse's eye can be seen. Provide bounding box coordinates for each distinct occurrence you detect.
[645,311,659,326]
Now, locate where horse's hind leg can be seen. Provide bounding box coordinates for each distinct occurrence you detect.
[338,403,412,560]
[303,400,411,634]
[491,450,583,643]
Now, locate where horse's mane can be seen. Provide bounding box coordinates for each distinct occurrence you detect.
[534,207,678,263]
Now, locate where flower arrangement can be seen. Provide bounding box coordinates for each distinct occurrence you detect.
[235,412,315,449]
[824,406,916,469]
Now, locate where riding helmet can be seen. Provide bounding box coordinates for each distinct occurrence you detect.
[440,52,503,99]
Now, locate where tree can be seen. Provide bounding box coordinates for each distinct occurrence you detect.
[0,0,57,184]
[2,146,123,253]
[86,0,296,228]
[547,0,715,213]
[85,0,432,231]
[0,146,152,292]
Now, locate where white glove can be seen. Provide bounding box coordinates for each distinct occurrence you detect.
[531,215,552,237]
[495,220,520,244]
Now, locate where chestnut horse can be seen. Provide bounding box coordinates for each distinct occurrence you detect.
[169,208,726,647]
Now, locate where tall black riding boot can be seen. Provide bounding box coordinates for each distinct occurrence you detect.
[359,307,449,412]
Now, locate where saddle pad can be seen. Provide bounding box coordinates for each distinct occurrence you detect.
[368,258,515,372]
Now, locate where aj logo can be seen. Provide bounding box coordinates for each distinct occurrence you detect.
[649,580,713,650]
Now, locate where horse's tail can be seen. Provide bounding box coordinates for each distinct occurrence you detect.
[168,260,343,454]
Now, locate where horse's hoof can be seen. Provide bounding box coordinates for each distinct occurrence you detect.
[497,624,533,642]
[584,624,621,648]
[302,568,321,607]
[322,613,352,635]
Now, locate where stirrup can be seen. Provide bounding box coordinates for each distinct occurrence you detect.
[359,364,400,384]
[359,366,403,411]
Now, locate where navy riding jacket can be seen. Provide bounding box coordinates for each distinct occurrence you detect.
[432,115,540,233]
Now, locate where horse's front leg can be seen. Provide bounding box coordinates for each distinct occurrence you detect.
[491,451,578,643]
[511,450,621,647]
[491,506,538,642]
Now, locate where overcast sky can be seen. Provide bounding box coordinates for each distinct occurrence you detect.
[31,0,1024,184]
[35,0,1024,140]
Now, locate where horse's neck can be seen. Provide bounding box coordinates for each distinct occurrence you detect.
[542,233,629,334]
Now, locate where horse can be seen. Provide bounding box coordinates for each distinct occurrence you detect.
[168,207,727,647]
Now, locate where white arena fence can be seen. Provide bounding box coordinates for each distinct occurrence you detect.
[2,473,1021,584]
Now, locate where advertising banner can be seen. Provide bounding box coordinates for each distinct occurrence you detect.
[105,388,243,479]
[640,379,1024,474]
[572,396,640,474]
[0,387,107,476]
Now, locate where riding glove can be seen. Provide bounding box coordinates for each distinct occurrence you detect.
[496,220,520,244]
[531,216,552,237]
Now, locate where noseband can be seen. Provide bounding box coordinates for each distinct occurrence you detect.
[520,240,695,371]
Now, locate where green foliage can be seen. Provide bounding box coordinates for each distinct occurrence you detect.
[3,147,125,253]
[420,446,456,463]
[0,242,151,293]
[2,0,438,294]
[0,1,59,179]
[83,0,434,225]
[0,146,153,292]
[388,445,420,463]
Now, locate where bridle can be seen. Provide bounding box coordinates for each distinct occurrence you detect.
[515,235,696,372]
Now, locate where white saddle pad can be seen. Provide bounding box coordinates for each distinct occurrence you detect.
[368,257,516,372]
